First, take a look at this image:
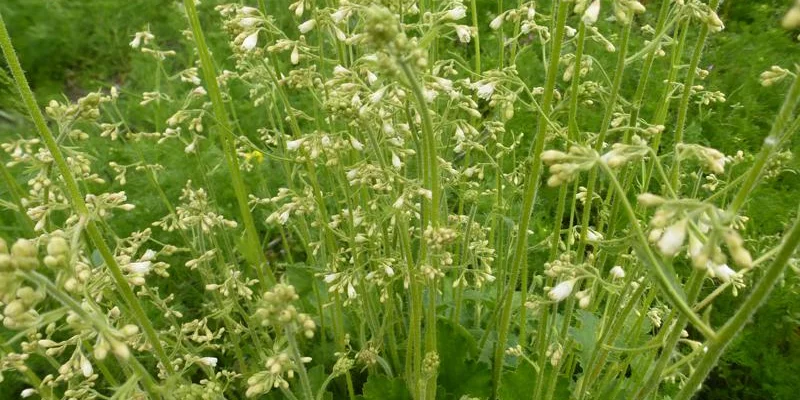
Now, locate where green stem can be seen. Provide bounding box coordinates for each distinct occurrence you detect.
[669,0,721,190]
[492,2,570,397]
[182,0,275,287]
[0,11,173,376]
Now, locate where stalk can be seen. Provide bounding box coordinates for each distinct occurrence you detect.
[668,0,721,190]
[182,0,275,286]
[0,11,174,376]
[491,2,570,397]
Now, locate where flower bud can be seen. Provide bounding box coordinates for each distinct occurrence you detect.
[548,280,575,302]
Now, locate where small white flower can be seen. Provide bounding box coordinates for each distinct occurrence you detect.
[548,280,575,302]
[129,36,142,49]
[712,263,736,283]
[286,138,305,151]
[349,136,365,151]
[490,14,504,30]
[291,45,300,65]
[454,25,472,43]
[476,82,496,100]
[21,389,36,398]
[583,0,600,26]
[80,355,93,377]
[298,19,316,34]
[141,249,158,261]
[391,152,402,169]
[128,261,152,274]
[239,17,260,27]
[585,228,603,242]
[370,86,388,104]
[658,220,687,256]
[333,65,349,76]
[331,8,349,23]
[241,31,259,51]
[609,266,625,279]
[323,273,339,283]
[347,283,357,299]
[445,6,467,21]
[198,357,218,368]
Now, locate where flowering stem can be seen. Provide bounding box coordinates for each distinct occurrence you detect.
[0,11,174,377]
[21,271,161,398]
[674,212,800,400]
[669,0,720,190]
[285,326,315,400]
[182,0,275,287]
[470,0,481,74]
[491,1,570,397]
[599,162,716,339]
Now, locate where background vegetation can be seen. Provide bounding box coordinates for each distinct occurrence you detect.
[1,0,798,398]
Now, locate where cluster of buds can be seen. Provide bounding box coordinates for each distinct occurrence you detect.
[682,1,725,33]
[246,351,311,397]
[422,351,440,378]
[676,144,727,174]
[612,0,647,25]
[541,145,599,187]
[759,65,793,87]
[255,284,316,338]
[599,135,650,168]
[423,225,457,251]
[1,238,46,329]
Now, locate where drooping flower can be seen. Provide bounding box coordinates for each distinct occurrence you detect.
[657,220,687,256]
[583,0,601,26]
[548,280,575,302]
[241,31,259,51]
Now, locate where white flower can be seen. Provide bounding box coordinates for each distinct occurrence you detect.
[490,14,504,30]
[331,9,349,23]
[585,228,604,242]
[658,220,687,256]
[239,17,260,27]
[129,36,142,49]
[349,136,365,151]
[128,261,152,274]
[476,82,496,100]
[291,45,300,65]
[548,280,575,302]
[712,263,736,283]
[142,249,157,261]
[609,266,625,279]
[241,31,259,51]
[333,65,349,76]
[347,283,357,299]
[583,0,600,26]
[323,273,339,283]
[454,25,472,43]
[391,152,402,169]
[198,357,218,368]
[21,389,36,398]
[80,355,93,377]
[298,19,316,34]
[286,138,305,151]
[370,86,388,104]
[445,6,467,20]
[240,6,259,14]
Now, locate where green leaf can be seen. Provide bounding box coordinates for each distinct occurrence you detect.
[570,310,600,366]
[499,360,537,399]
[362,375,411,400]
[436,319,491,399]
